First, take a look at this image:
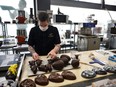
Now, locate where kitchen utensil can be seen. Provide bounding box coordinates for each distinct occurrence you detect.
[89,57,105,66]
[108,55,116,62]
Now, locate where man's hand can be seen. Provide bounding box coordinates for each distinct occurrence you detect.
[47,49,57,58]
[47,44,60,58]
[32,52,39,60]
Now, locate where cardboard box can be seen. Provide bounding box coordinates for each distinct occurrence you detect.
[87,37,100,50]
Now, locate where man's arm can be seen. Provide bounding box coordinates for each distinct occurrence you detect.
[28,45,36,54]
[53,44,61,53]
[28,45,39,60]
[47,44,60,58]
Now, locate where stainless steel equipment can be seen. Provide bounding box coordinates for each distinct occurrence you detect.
[107,22,116,49]
[77,35,100,51]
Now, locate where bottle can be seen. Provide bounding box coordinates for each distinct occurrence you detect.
[0,16,2,23]
[29,8,34,23]
[35,17,38,26]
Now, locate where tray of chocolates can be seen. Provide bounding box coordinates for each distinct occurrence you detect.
[28,54,80,76]
[20,70,77,86]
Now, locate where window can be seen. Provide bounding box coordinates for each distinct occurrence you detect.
[78,0,116,5]
[105,0,116,5]
[77,0,101,4]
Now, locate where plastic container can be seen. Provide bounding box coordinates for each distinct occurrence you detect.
[0,80,16,87]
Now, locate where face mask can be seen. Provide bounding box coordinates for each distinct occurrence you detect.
[39,26,48,31]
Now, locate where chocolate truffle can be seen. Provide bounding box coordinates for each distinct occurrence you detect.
[46,64,52,72]
[60,57,70,66]
[48,72,64,82]
[31,65,37,74]
[71,59,80,68]
[75,54,80,59]
[48,57,59,64]
[36,59,42,66]
[103,65,116,73]
[35,74,49,86]
[52,60,64,70]
[60,55,71,61]
[61,70,76,80]
[81,70,96,78]
[20,79,36,87]
[92,68,107,75]
[38,65,47,72]
[29,60,35,66]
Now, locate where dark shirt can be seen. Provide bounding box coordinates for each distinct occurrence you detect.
[28,25,61,55]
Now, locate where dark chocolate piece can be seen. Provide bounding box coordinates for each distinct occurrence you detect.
[38,65,48,72]
[60,57,70,66]
[36,59,42,66]
[48,57,60,64]
[61,70,76,80]
[71,59,80,68]
[60,55,71,61]
[20,79,36,87]
[48,72,64,82]
[92,68,107,75]
[52,60,64,70]
[81,70,96,78]
[46,64,52,72]
[31,65,37,74]
[103,65,116,73]
[35,74,49,86]
[29,60,35,66]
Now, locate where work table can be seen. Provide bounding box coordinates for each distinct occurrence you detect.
[19,50,116,87]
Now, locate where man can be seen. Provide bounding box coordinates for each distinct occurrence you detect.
[28,12,61,60]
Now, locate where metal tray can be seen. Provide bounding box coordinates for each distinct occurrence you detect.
[27,58,80,77]
[0,54,26,87]
[0,54,21,71]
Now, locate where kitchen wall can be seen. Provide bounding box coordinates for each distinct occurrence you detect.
[1,1,116,38]
[0,0,34,22]
[51,5,116,38]
[0,0,34,37]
